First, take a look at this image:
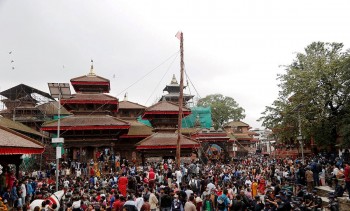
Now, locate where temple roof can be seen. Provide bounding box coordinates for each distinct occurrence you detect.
[162,74,187,93]
[224,121,250,128]
[60,93,118,104]
[144,100,190,113]
[41,115,130,131]
[135,132,200,149]
[119,100,146,110]
[36,102,71,115]
[0,84,54,101]
[120,120,153,137]
[191,127,232,142]
[70,74,110,83]
[232,133,253,140]
[162,93,194,100]
[0,116,44,137]
[0,125,44,155]
[70,65,111,93]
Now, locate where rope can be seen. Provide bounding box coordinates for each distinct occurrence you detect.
[145,52,179,105]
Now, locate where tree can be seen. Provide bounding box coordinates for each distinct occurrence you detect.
[197,94,245,129]
[259,42,350,147]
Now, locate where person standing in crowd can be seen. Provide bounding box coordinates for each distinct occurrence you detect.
[10,181,18,208]
[148,168,156,190]
[141,195,151,211]
[148,188,158,211]
[171,194,183,211]
[344,162,350,201]
[160,188,172,211]
[202,194,214,211]
[305,166,314,193]
[251,179,258,198]
[123,195,138,211]
[118,173,128,197]
[216,189,230,211]
[184,195,196,211]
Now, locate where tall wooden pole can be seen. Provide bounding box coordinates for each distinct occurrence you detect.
[176,32,184,169]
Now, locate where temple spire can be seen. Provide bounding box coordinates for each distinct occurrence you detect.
[171,74,178,84]
[88,59,96,76]
[123,92,128,101]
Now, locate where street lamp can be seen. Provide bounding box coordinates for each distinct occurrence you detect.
[293,103,304,164]
[48,83,71,191]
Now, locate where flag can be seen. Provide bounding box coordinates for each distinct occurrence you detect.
[175,31,182,40]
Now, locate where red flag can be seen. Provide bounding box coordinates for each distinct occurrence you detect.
[175,31,182,40]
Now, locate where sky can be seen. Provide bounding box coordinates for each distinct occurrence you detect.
[1,0,350,129]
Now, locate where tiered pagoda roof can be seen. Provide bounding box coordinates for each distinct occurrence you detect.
[42,115,130,131]
[41,65,130,145]
[70,64,110,93]
[135,132,199,150]
[160,74,194,103]
[136,99,199,151]
[143,100,191,118]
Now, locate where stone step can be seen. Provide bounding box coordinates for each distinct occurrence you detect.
[316,186,350,210]
[315,185,349,198]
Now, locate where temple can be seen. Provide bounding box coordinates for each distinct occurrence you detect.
[160,74,194,105]
[136,100,200,161]
[0,84,55,131]
[41,64,130,162]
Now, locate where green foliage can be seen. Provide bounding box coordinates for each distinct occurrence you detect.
[259,42,350,146]
[197,94,245,129]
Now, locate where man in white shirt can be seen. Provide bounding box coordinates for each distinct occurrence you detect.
[20,181,27,204]
[175,168,183,186]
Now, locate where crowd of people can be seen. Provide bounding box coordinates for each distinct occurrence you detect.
[1,152,350,211]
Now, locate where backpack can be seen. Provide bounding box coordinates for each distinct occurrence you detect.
[171,200,182,211]
[217,195,227,210]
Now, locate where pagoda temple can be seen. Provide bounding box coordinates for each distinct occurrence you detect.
[136,100,200,161]
[160,74,194,105]
[116,95,153,162]
[223,121,258,156]
[0,84,55,131]
[41,64,130,161]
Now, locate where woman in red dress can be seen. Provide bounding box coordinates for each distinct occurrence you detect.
[118,173,128,197]
[258,177,266,194]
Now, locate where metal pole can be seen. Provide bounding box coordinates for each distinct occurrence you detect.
[56,91,61,192]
